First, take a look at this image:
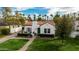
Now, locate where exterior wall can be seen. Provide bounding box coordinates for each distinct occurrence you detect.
[74,21,79,30]
[23,26,32,33]
[32,21,39,33]
[70,20,79,38]
[0,26,9,29]
[23,21,56,35]
[70,31,79,38]
[40,23,55,35]
[10,25,22,33]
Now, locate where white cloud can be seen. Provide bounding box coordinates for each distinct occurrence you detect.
[15,7,30,11]
[47,7,60,16]
[47,7,79,16]
[59,7,79,14]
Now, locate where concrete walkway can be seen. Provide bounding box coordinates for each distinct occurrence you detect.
[0,33,17,43]
[19,36,36,51]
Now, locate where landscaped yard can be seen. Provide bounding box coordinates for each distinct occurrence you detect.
[27,38,79,51]
[0,39,28,51]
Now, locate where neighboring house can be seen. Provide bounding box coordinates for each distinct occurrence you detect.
[23,20,56,36]
[0,21,22,34]
[70,19,79,38]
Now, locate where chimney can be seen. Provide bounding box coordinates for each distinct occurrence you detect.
[32,20,38,33]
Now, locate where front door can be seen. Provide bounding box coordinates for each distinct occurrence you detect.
[38,28,40,34]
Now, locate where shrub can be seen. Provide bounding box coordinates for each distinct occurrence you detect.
[18,33,32,37]
[75,35,79,39]
[37,34,54,37]
[1,28,10,35]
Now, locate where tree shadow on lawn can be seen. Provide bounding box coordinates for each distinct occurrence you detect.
[27,40,63,51]
[58,38,79,51]
[28,38,79,51]
[64,38,79,45]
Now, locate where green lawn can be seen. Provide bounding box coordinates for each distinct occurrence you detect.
[27,38,79,51]
[0,39,28,51]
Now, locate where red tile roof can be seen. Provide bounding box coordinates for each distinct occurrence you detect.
[24,20,32,26]
[24,20,55,26]
[37,20,55,26]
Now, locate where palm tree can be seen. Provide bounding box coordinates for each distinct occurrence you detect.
[28,14,32,20]
[33,14,36,21]
[38,14,41,18]
[37,14,42,21]
[44,14,47,20]
[47,16,49,20]
[50,14,53,20]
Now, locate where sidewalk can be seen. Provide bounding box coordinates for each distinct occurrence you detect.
[0,33,17,43]
[19,36,36,51]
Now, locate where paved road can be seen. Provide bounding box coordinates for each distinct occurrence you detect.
[0,33,17,43]
[19,36,36,51]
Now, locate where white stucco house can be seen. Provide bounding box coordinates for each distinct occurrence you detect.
[23,20,56,36]
[70,19,79,38]
[0,20,56,36]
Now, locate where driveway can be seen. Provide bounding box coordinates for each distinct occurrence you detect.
[0,33,17,43]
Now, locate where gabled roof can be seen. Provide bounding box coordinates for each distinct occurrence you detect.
[37,20,55,26]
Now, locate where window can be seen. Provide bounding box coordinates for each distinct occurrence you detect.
[48,29,50,33]
[38,28,40,34]
[27,28,31,32]
[44,28,50,33]
[22,27,24,30]
[13,25,14,28]
[18,25,19,27]
[44,29,47,33]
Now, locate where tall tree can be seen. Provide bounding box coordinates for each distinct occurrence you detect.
[55,15,73,38]
[47,16,49,20]
[53,13,73,44]
[37,14,42,21]
[53,13,61,24]
[50,14,53,20]
[44,14,47,20]
[1,7,12,33]
[2,7,12,22]
[28,14,32,20]
[15,11,21,24]
[15,11,25,25]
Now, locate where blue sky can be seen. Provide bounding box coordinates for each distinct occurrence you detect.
[13,7,79,16]
[17,7,49,15]
[13,7,50,15]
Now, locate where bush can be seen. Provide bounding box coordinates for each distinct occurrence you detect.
[1,28,10,35]
[18,33,32,37]
[37,34,54,37]
[75,35,79,39]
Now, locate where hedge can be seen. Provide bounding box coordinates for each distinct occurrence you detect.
[0,28,10,35]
